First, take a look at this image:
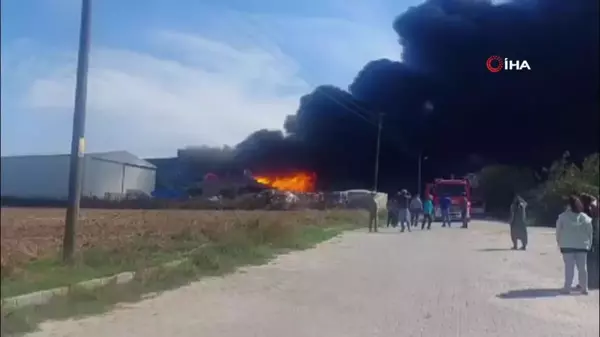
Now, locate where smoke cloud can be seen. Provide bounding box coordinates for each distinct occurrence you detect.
[231,0,598,192]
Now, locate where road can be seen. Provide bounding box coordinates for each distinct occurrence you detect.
[29,220,599,337]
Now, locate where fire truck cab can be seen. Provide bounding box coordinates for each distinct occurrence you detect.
[425,178,471,221]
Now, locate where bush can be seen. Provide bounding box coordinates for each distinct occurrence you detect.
[475,165,537,216]
[474,152,599,225]
[529,152,599,225]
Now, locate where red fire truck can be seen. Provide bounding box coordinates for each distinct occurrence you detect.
[425,178,471,221]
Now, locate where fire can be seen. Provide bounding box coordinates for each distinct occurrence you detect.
[253,172,317,193]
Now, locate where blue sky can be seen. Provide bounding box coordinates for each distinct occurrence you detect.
[1,0,420,157]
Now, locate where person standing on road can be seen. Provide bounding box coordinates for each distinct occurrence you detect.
[439,194,452,227]
[580,193,599,290]
[410,193,423,228]
[386,196,399,228]
[460,192,469,229]
[421,194,434,230]
[556,195,594,295]
[508,195,529,250]
[347,193,379,232]
[398,190,412,232]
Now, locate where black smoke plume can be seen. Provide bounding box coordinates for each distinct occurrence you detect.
[230,0,599,192]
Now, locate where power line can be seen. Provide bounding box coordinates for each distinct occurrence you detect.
[234,18,421,159]
[314,89,378,127]
[316,89,415,157]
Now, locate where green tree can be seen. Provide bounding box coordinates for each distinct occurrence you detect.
[531,152,599,224]
[475,165,537,216]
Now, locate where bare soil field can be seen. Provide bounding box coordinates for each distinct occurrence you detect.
[0,207,362,272]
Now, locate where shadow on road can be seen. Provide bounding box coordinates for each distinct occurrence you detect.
[477,248,515,252]
[497,288,563,299]
[370,230,424,234]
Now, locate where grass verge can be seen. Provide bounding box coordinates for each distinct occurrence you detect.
[1,210,366,336]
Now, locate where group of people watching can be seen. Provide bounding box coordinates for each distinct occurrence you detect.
[386,190,469,232]
[509,192,599,294]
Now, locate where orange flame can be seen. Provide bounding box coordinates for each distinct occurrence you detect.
[253,172,316,193]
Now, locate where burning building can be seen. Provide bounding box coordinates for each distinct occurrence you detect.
[252,172,317,193]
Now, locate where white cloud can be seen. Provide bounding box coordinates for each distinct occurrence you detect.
[20,31,309,157]
[189,9,402,87]
[3,1,411,157]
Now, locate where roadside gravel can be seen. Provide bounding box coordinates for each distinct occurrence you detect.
[27,220,599,337]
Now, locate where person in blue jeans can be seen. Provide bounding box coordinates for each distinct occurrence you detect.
[440,194,452,227]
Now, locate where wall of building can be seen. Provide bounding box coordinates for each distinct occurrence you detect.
[1,152,156,200]
[122,164,155,195]
[82,157,155,198]
[82,157,124,198]
[0,155,70,199]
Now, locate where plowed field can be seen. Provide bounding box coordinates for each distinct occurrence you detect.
[0,208,361,271]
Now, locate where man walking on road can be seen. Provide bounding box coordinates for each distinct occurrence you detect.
[410,193,423,228]
[440,194,452,228]
[422,194,434,230]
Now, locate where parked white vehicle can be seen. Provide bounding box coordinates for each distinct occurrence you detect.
[340,189,388,212]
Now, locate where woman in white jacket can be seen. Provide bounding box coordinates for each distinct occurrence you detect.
[556,195,594,295]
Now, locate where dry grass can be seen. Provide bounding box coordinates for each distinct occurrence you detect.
[1,207,366,336]
[0,208,358,268]
[1,208,366,296]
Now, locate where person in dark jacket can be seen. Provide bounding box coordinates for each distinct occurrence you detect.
[580,193,599,290]
[347,193,379,232]
[386,197,399,228]
[397,190,412,232]
[509,195,528,250]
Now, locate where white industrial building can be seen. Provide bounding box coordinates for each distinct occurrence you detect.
[0,151,156,200]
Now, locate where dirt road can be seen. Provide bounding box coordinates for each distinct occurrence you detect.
[28,220,599,337]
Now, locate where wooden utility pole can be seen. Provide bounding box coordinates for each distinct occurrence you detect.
[63,0,92,263]
[373,113,383,192]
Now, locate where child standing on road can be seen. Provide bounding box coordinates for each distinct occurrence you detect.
[422,194,434,230]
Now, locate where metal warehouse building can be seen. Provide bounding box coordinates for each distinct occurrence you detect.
[0,151,156,200]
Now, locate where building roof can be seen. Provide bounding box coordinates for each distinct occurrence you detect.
[89,151,156,169]
[1,151,156,169]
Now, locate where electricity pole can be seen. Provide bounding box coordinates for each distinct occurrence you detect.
[63,0,92,263]
[417,152,428,196]
[373,113,384,192]
[417,152,422,196]
[418,100,434,196]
